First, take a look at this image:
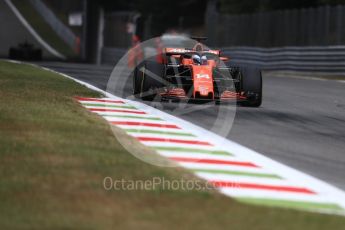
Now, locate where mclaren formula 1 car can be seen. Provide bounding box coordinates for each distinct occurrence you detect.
[132,37,262,107]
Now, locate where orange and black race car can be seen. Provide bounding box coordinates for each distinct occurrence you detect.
[132,37,262,107]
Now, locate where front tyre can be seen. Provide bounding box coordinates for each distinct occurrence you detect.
[132,63,143,98]
[139,61,164,101]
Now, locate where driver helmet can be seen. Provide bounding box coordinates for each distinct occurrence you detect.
[201,55,207,65]
[192,54,201,65]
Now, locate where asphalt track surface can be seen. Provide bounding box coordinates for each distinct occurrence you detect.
[39,62,345,191]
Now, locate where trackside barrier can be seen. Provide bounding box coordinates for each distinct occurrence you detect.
[101,45,345,75]
[222,46,345,74]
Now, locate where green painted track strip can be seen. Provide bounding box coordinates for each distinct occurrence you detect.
[153,146,232,156]
[236,197,344,211]
[193,169,281,179]
[81,103,136,109]
[125,129,195,137]
[102,115,162,121]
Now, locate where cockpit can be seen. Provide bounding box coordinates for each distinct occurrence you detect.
[192,54,208,65]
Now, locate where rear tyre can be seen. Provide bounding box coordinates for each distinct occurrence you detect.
[240,65,262,107]
[140,61,164,101]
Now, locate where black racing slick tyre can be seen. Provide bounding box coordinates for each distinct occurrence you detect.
[240,65,262,107]
[133,63,143,98]
[139,61,164,101]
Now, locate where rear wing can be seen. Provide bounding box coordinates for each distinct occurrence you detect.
[165,48,220,56]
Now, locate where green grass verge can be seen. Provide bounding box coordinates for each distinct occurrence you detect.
[11,0,77,58]
[0,60,345,229]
